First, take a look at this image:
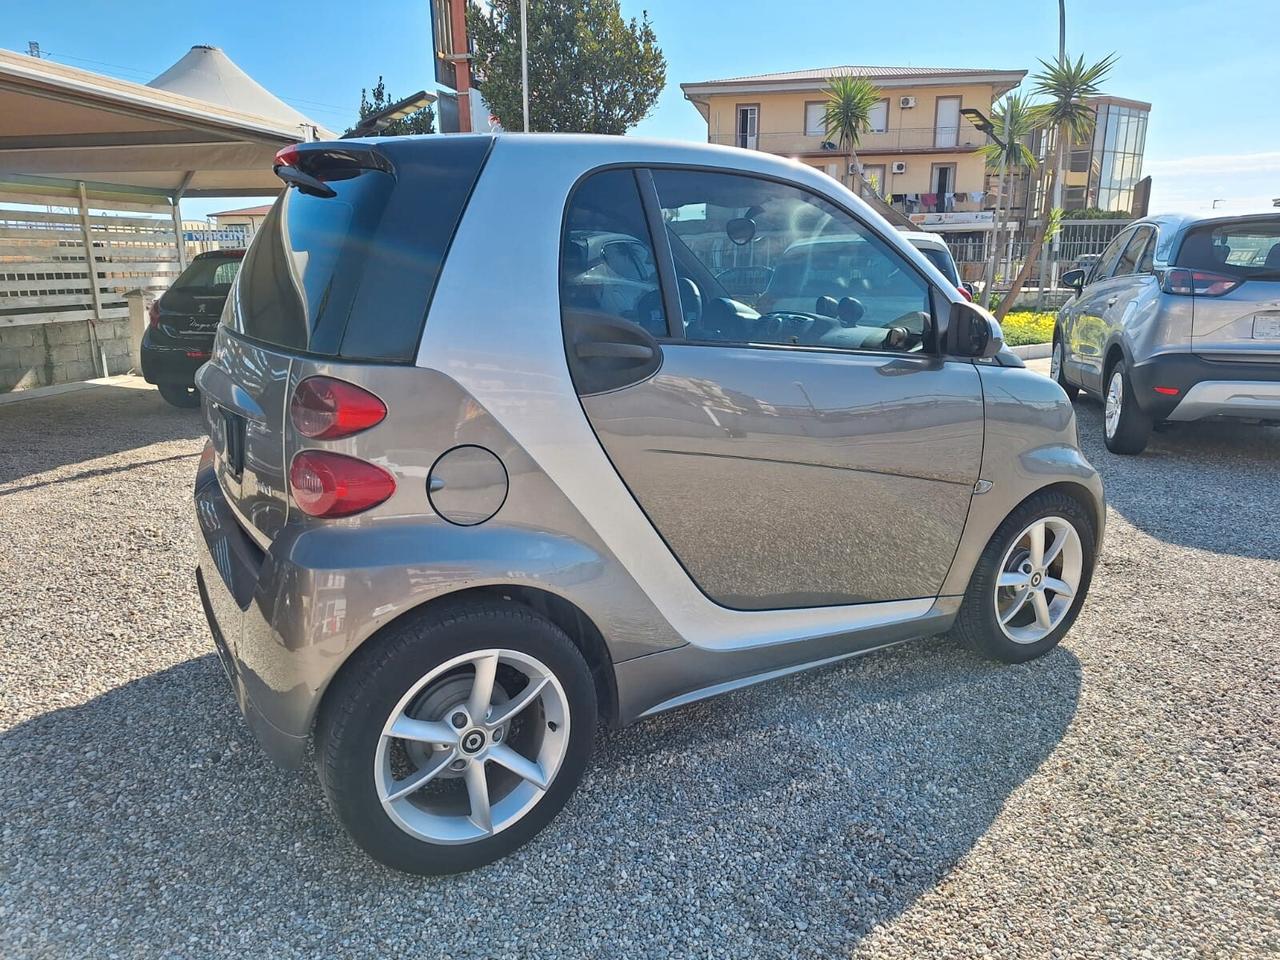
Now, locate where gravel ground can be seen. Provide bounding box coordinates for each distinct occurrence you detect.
[1,378,1277,959]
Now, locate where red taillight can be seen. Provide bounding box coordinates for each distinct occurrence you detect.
[289,450,396,518]
[148,299,161,328]
[273,144,301,169]
[290,376,387,440]
[957,285,973,302]
[1160,268,1242,297]
[1153,386,1180,396]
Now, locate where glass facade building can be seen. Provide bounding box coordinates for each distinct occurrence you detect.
[1027,95,1151,216]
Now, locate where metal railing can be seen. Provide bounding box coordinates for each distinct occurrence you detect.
[708,121,989,155]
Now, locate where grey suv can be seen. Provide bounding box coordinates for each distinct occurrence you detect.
[193,135,1104,874]
[1054,212,1280,453]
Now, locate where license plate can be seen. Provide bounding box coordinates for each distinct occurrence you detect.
[222,409,246,479]
[1253,314,1280,339]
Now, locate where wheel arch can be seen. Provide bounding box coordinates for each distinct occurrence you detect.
[311,584,620,739]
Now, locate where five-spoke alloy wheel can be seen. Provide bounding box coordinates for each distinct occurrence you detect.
[317,601,596,875]
[948,490,1096,663]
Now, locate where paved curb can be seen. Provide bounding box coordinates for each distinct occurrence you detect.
[1010,342,1052,360]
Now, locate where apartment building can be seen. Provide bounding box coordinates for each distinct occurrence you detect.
[680,65,1025,233]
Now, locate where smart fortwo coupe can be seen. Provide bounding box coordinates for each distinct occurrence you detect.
[193,134,1104,875]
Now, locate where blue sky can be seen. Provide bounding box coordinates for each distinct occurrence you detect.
[5,0,1278,218]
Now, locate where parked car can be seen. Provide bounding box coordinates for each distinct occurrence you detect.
[900,229,975,299]
[141,248,245,407]
[1054,212,1280,453]
[194,135,1104,875]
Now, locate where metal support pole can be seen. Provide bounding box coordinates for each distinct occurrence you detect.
[170,170,194,272]
[520,0,530,132]
[76,180,107,377]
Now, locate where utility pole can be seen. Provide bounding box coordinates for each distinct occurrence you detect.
[520,0,530,132]
[1036,0,1068,309]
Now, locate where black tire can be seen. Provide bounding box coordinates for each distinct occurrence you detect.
[315,600,597,875]
[1102,357,1151,455]
[948,490,1097,664]
[157,383,200,408]
[1050,336,1078,400]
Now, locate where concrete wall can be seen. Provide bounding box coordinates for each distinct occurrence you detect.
[0,319,133,393]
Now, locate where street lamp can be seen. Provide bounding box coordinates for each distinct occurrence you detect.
[342,90,437,138]
[961,107,1006,149]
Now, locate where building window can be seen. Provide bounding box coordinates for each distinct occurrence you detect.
[869,98,889,134]
[736,105,759,150]
[804,102,825,137]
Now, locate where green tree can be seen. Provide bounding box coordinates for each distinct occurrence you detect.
[980,91,1039,307]
[996,53,1118,321]
[466,0,666,134]
[345,76,435,137]
[821,75,883,196]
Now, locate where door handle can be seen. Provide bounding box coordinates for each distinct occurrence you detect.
[1106,296,1118,306]
[575,341,655,361]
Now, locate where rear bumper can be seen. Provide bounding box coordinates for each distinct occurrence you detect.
[141,330,212,386]
[194,453,308,768]
[1130,353,1280,421]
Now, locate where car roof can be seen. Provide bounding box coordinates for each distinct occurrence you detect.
[897,230,949,249]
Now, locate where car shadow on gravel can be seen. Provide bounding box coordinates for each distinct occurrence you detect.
[1,638,1081,958]
[1073,399,1280,560]
[0,384,204,487]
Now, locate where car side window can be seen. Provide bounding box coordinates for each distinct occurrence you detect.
[1092,228,1134,283]
[650,169,933,355]
[560,169,667,339]
[1112,227,1151,279]
[1136,227,1158,273]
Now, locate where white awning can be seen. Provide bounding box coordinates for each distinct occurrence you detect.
[0,45,336,199]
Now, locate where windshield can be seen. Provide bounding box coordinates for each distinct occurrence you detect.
[169,255,242,293]
[1176,219,1280,278]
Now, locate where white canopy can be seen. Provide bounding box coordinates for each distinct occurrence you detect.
[0,45,336,200]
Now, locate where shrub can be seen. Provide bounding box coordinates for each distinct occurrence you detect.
[999,311,1056,347]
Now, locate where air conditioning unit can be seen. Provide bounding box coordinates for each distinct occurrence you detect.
[899,96,917,109]
[891,161,908,174]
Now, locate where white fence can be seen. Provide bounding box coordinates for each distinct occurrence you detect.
[0,200,181,330]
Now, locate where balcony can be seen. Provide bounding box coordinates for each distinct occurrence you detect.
[708,121,989,156]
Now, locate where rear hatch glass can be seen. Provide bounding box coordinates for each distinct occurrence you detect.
[226,136,493,361]
[1176,217,1280,356]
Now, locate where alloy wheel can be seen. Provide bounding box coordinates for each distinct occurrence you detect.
[1105,369,1124,439]
[992,515,1083,644]
[373,648,570,845]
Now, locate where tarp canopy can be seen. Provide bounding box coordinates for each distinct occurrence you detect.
[0,45,335,200]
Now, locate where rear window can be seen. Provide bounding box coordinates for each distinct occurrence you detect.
[228,136,492,361]
[170,255,242,293]
[914,245,958,284]
[1176,219,1280,278]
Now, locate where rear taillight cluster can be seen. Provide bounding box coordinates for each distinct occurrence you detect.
[288,376,394,519]
[1159,268,1242,297]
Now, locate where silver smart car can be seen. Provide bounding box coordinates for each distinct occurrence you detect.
[1054,211,1280,454]
[194,134,1104,874]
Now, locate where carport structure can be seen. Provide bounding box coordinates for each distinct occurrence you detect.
[0,45,334,390]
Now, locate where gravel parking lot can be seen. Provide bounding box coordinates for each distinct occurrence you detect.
[1,377,1277,959]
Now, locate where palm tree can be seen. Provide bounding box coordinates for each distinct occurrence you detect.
[980,92,1039,307]
[822,75,883,197]
[996,53,1118,321]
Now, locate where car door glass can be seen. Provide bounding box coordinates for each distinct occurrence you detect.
[560,169,667,339]
[650,169,932,354]
[1091,228,1133,283]
[1137,227,1157,273]
[1113,227,1151,279]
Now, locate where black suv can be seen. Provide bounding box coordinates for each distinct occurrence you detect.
[141,249,245,407]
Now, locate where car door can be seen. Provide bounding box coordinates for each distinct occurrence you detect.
[559,166,984,611]
[1067,226,1135,392]
[1100,225,1160,353]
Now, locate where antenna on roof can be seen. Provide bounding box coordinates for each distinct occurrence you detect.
[27,41,42,58]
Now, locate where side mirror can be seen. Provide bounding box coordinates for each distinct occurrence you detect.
[948,300,1004,359]
[1061,268,1086,293]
